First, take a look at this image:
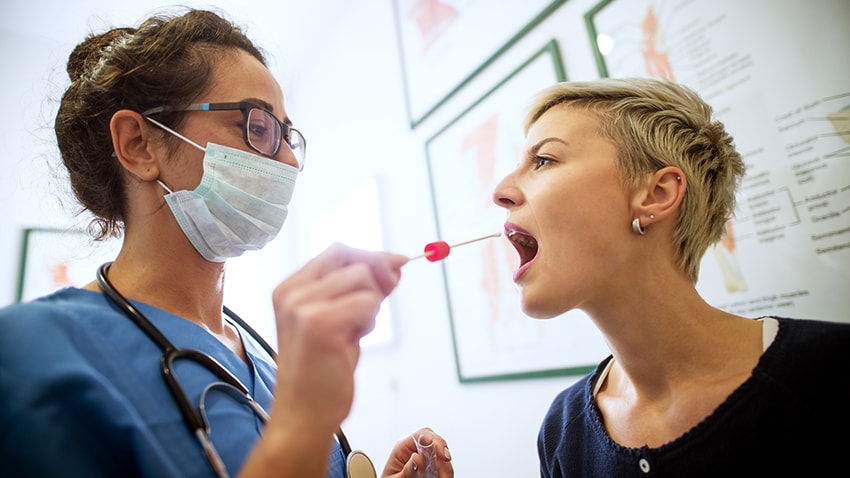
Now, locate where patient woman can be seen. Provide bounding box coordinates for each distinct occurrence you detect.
[0,8,452,478]
[492,78,850,477]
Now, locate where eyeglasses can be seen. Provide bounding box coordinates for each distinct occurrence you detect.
[143,102,306,170]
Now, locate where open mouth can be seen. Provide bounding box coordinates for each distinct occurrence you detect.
[506,228,539,267]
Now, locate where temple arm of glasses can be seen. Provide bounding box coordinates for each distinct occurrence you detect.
[143,102,244,115]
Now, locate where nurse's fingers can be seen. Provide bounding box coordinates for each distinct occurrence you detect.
[273,262,387,338]
[282,243,407,296]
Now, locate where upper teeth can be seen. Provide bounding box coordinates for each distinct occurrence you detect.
[514,234,537,248]
[507,230,537,247]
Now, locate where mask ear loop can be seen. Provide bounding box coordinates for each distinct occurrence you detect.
[156,179,174,194]
[145,116,206,195]
[145,116,206,152]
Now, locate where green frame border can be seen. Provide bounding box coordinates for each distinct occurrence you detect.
[584,0,616,78]
[424,40,596,383]
[392,0,569,129]
[15,227,76,302]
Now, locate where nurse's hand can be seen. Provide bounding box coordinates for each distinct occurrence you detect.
[242,243,406,478]
[381,428,454,478]
[271,242,407,430]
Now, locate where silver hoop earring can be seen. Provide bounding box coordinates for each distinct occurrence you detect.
[632,218,645,235]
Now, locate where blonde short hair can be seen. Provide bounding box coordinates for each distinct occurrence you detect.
[525,78,745,282]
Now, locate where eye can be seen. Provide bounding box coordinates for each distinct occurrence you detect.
[248,121,270,140]
[246,108,277,143]
[532,155,554,170]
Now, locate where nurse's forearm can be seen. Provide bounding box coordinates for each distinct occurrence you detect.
[239,420,335,478]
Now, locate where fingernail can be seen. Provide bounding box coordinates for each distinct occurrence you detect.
[444,446,452,460]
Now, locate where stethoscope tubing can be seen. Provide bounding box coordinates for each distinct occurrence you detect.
[97,263,249,437]
[96,262,355,456]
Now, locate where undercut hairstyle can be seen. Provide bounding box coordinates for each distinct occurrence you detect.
[525,78,746,283]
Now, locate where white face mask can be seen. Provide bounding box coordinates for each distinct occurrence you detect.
[147,117,298,262]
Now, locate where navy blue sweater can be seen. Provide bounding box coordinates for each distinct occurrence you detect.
[538,317,850,477]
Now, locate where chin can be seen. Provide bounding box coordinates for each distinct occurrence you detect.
[520,301,562,320]
[519,287,576,319]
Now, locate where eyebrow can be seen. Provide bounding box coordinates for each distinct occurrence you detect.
[243,97,293,126]
[243,97,273,111]
[528,137,569,155]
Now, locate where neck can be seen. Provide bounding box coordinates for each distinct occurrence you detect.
[591,295,760,398]
[101,241,228,334]
[582,261,753,379]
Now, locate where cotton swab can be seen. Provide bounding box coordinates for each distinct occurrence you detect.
[408,232,502,262]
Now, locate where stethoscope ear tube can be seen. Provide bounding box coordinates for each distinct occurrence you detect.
[97,262,173,352]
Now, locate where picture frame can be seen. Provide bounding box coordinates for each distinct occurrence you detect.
[15,228,121,302]
[584,0,617,78]
[584,0,684,81]
[393,0,568,128]
[424,40,610,383]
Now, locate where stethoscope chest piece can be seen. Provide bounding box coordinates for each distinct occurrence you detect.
[346,450,377,478]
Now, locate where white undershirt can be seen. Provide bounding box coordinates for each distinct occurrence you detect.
[761,316,778,351]
[593,317,779,397]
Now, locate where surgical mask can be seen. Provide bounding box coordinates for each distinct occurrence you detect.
[147,117,298,262]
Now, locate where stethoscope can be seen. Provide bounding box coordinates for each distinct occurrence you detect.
[96,262,377,478]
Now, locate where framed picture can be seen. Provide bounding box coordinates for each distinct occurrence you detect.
[424,40,610,383]
[583,0,850,323]
[585,0,688,80]
[393,0,568,128]
[584,0,701,81]
[16,228,121,302]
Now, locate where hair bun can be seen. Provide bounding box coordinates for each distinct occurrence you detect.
[66,27,134,82]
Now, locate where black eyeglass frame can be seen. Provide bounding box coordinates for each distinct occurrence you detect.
[143,101,306,170]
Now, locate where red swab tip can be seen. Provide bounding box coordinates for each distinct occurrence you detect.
[407,232,501,263]
[423,241,450,261]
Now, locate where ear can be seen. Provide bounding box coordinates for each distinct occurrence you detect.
[109,109,161,182]
[631,166,686,227]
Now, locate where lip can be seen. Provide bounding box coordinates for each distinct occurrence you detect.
[503,222,537,282]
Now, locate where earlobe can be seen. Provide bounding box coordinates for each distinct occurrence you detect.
[632,167,686,225]
[110,110,160,181]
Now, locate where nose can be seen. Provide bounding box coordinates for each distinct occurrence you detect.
[491,171,520,209]
[274,144,302,170]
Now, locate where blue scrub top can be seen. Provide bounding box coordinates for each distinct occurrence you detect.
[0,288,346,477]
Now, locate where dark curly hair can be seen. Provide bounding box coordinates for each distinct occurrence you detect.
[55,8,266,240]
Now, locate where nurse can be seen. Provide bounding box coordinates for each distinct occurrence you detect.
[0,8,452,478]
